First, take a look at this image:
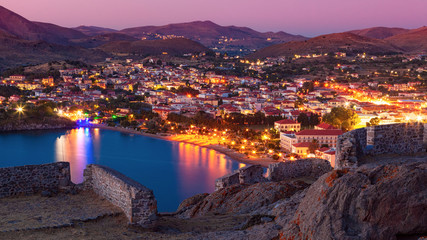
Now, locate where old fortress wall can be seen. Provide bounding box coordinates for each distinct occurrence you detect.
[0,162,157,228]
[335,123,427,169]
[215,159,333,190]
[0,162,71,198]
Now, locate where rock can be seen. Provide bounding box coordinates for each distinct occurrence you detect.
[177,180,310,218]
[176,193,209,214]
[41,190,52,197]
[280,160,427,240]
[261,217,273,223]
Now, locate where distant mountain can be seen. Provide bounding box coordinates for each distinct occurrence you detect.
[385,27,427,53]
[120,21,308,54]
[0,6,86,45]
[349,27,409,39]
[70,33,139,48]
[98,38,211,57]
[250,32,403,59]
[73,26,117,36]
[0,31,107,70]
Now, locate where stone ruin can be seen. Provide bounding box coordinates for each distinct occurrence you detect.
[335,123,427,169]
[215,159,332,190]
[0,162,157,228]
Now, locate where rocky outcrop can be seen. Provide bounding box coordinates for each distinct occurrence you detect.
[281,160,427,240]
[177,180,309,219]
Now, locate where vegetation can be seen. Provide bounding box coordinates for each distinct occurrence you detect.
[366,117,380,127]
[323,106,360,131]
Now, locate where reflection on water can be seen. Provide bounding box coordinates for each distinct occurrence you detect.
[55,128,96,183]
[177,142,245,197]
[2,128,245,211]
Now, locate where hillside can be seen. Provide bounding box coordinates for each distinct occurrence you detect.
[0,34,107,71]
[385,26,427,53]
[250,32,403,59]
[73,26,118,36]
[349,27,409,39]
[70,33,139,48]
[0,6,86,45]
[120,21,308,54]
[98,38,211,56]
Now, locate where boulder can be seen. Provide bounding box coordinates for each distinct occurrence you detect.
[280,160,427,240]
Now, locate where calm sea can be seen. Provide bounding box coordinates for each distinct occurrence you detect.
[0,128,244,212]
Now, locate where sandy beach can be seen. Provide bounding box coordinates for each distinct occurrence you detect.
[88,124,277,167]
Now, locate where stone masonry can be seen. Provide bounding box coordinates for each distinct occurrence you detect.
[336,123,427,170]
[214,172,240,191]
[238,165,265,185]
[215,160,332,191]
[267,158,332,182]
[215,165,265,191]
[0,162,71,198]
[83,164,157,227]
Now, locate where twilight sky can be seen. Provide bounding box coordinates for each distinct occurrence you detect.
[2,0,426,37]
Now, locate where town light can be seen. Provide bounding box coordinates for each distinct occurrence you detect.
[417,116,422,122]
[16,107,24,113]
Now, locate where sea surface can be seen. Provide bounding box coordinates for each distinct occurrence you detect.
[0,128,245,212]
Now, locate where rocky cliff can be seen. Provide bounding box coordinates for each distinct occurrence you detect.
[172,158,427,240]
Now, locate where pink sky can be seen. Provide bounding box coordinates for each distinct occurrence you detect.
[2,0,426,37]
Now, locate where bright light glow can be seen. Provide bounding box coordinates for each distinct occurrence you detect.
[16,107,23,113]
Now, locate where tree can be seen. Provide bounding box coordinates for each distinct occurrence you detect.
[308,139,319,154]
[297,113,310,127]
[366,117,380,127]
[323,106,360,131]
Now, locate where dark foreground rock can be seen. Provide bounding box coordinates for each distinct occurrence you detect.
[280,160,427,240]
[177,180,310,218]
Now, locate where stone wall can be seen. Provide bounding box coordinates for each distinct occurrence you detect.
[83,164,157,227]
[0,162,71,198]
[238,165,265,185]
[267,158,332,182]
[215,165,265,191]
[335,128,367,169]
[336,123,427,170]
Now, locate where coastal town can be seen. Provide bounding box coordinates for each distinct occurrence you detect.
[1,52,426,167]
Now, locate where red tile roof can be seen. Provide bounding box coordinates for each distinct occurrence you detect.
[275,119,298,125]
[292,142,311,148]
[316,123,338,130]
[296,129,343,136]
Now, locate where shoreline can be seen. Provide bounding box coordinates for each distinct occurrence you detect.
[89,124,277,167]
